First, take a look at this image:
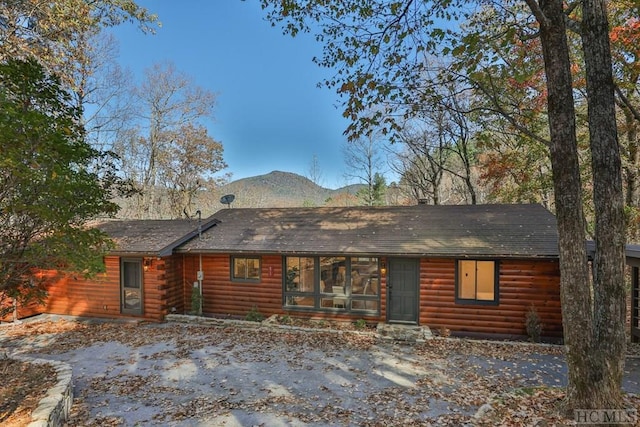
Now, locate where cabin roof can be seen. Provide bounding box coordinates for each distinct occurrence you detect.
[177,204,559,258]
[95,218,218,256]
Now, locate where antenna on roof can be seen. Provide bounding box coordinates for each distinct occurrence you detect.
[220,194,235,209]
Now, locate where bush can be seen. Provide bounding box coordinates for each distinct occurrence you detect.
[525,304,543,342]
[245,306,265,322]
[190,284,202,316]
[353,319,367,329]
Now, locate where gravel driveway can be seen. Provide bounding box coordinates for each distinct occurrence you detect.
[1,315,638,426]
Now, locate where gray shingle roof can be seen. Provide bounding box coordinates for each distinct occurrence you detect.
[178,204,559,258]
[96,218,217,256]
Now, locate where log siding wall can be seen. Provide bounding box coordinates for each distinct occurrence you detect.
[164,255,184,315]
[419,258,562,337]
[182,254,561,337]
[183,254,284,317]
[3,252,562,340]
[44,256,121,318]
[0,271,59,321]
[142,257,169,320]
[40,256,171,321]
[182,254,386,323]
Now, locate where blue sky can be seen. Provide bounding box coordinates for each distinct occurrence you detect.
[108,0,363,189]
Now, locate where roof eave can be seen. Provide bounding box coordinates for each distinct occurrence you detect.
[174,248,559,259]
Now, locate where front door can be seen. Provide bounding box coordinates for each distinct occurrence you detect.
[387,258,419,323]
[121,258,143,315]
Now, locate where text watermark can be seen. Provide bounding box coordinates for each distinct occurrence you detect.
[575,409,638,425]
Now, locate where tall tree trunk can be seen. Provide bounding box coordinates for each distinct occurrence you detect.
[580,0,627,409]
[457,133,477,204]
[464,173,477,204]
[535,0,594,412]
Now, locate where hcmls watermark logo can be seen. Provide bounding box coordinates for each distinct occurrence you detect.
[575,409,638,425]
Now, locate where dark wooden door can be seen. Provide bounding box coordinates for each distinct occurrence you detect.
[387,258,419,323]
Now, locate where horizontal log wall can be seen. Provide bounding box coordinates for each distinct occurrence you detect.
[142,257,170,320]
[419,258,562,337]
[183,254,387,323]
[43,256,167,321]
[164,255,184,315]
[183,254,284,318]
[0,272,55,321]
[21,252,561,335]
[1,300,44,322]
[182,255,201,314]
[44,256,121,318]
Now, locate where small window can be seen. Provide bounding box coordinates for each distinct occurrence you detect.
[456,260,498,304]
[232,256,261,281]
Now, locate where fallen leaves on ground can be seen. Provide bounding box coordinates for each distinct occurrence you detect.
[0,357,56,426]
[475,386,640,426]
[1,317,638,426]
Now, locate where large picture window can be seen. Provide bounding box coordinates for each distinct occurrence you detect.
[283,256,380,312]
[456,260,498,305]
[232,256,261,281]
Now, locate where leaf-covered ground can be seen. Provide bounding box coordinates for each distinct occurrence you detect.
[0,317,638,426]
[0,357,56,426]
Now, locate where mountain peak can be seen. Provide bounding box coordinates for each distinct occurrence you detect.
[217,171,363,208]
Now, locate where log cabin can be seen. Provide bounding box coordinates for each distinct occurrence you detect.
[4,203,569,340]
[613,244,640,343]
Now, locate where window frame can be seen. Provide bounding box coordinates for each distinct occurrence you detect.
[282,255,380,313]
[120,257,143,315]
[230,255,262,282]
[283,256,318,308]
[454,259,500,306]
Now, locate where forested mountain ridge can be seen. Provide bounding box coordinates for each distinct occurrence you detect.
[215,171,365,208]
[112,170,370,218]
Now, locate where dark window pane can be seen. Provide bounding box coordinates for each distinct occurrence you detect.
[123,261,140,289]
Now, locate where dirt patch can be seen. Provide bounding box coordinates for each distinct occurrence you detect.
[0,357,57,426]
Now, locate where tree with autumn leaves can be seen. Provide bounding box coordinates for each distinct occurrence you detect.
[261,0,633,415]
[0,1,156,313]
[1,1,228,221]
[610,6,640,239]
[112,61,227,219]
[0,0,157,88]
[0,59,119,317]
